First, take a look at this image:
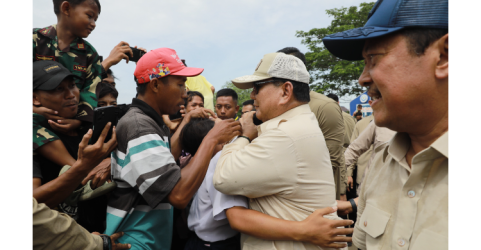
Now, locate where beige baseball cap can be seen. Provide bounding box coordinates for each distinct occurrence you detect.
[232,52,310,89]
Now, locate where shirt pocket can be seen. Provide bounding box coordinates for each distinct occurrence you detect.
[410,229,447,250]
[359,203,391,250]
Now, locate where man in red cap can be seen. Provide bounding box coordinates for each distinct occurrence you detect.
[104,48,242,250]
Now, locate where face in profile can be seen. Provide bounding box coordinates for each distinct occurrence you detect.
[67,0,100,38]
[97,94,117,107]
[156,76,188,115]
[33,77,80,119]
[185,95,204,114]
[215,96,238,120]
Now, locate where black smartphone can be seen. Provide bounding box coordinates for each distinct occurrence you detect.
[91,104,130,144]
[253,113,263,125]
[129,47,146,62]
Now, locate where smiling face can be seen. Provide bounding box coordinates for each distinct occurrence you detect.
[33,77,80,119]
[359,32,448,133]
[63,0,99,38]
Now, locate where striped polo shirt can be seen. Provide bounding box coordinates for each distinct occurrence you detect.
[104,99,181,250]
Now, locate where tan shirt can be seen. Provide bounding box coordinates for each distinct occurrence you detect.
[342,111,356,148]
[353,132,448,250]
[345,121,396,190]
[348,115,374,184]
[33,198,102,250]
[213,104,344,250]
[308,91,346,197]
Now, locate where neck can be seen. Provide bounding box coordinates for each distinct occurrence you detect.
[408,111,448,154]
[56,19,76,50]
[137,94,163,116]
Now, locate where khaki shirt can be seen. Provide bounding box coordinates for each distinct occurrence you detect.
[214,104,344,250]
[33,198,102,250]
[348,115,374,184]
[308,91,346,197]
[353,132,448,250]
[342,112,356,148]
[345,121,396,191]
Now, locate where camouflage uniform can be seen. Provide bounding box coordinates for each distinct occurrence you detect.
[33,24,103,150]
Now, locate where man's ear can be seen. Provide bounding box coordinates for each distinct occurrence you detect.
[60,1,72,17]
[435,33,448,80]
[235,105,240,113]
[279,81,294,105]
[33,92,42,106]
[149,78,161,94]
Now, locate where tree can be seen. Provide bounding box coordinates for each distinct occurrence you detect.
[296,2,375,97]
[215,81,252,117]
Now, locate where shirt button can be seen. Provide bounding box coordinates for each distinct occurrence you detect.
[397,238,406,246]
[364,221,367,227]
[408,190,416,198]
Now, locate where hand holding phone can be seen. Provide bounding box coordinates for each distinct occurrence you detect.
[128,47,146,62]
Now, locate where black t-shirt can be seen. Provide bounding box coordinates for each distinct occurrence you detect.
[36,125,86,185]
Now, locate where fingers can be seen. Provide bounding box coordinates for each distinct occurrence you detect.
[330,219,355,228]
[117,41,130,47]
[110,232,124,241]
[331,228,354,236]
[325,242,348,249]
[104,126,118,153]
[91,232,101,235]
[79,129,93,152]
[96,122,112,146]
[203,108,216,118]
[114,242,132,249]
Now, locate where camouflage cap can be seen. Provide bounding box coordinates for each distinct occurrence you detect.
[33,61,77,90]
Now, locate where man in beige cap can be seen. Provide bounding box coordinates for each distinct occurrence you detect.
[213,52,352,250]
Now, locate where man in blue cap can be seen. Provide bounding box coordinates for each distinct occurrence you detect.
[323,0,448,249]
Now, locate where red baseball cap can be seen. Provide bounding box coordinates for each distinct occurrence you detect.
[134,48,204,84]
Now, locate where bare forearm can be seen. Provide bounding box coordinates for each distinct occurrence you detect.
[170,117,190,161]
[226,207,303,241]
[33,163,89,208]
[168,136,216,208]
[37,140,76,167]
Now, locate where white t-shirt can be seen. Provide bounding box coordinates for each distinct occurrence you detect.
[187,151,248,242]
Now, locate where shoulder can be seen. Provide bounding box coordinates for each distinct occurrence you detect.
[82,39,98,53]
[117,108,164,139]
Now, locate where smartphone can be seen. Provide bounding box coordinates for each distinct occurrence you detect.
[129,47,146,62]
[91,104,130,144]
[253,113,263,125]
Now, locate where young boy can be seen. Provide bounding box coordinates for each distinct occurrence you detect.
[33,0,133,153]
[96,82,118,107]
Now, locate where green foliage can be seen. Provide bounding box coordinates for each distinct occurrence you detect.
[296,2,375,97]
[215,81,253,117]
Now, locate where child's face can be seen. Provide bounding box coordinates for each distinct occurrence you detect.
[98,94,117,108]
[67,0,99,38]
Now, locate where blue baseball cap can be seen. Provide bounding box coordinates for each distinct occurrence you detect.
[322,0,448,61]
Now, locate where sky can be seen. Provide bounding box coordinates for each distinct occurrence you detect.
[33,0,366,107]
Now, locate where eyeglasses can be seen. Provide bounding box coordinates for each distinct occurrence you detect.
[252,79,279,95]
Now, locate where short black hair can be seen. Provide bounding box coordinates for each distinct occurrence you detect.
[357,104,362,109]
[216,88,238,103]
[53,0,101,15]
[326,93,339,102]
[186,91,204,106]
[96,82,118,100]
[242,99,254,106]
[270,78,310,103]
[180,118,215,156]
[106,68,117,80]
[136,77,168,96]
[400,28,448,57]
[277,47,307,66]
[355,111,363,116]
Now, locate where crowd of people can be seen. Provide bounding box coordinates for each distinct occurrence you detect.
[32,0,448,250]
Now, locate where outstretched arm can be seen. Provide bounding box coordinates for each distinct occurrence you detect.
[226,206,353,249]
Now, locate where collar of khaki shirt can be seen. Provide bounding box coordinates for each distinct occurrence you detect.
[257,104,312,135]
[382,131,448,172]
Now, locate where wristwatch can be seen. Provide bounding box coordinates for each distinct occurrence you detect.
[99,234,112,250]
